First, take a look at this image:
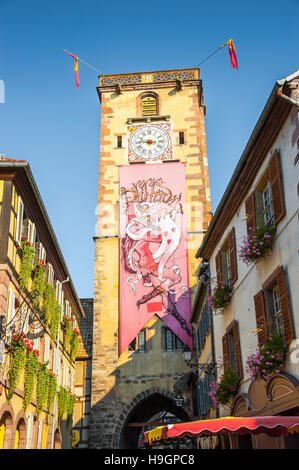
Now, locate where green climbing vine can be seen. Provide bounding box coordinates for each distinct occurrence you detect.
[49,301,60,340]
[32,260,46,305]
[19,238,35,289]
[23,345,39,410]
[62,315,73,351]
[57,385,76,423]
[57,385,69,421]
[42,282,56,326]
[47,371,58,415]
[70,329,80,362]
[7,332,27,400]
[36,361,50,416]
[67,388,76,424]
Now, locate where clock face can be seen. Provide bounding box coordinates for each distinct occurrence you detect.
[130,125,170,160]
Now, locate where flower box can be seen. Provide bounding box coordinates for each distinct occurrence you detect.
[239,224,276,266]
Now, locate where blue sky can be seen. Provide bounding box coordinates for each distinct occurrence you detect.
[0,0,298,298]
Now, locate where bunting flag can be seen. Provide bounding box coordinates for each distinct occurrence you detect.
[226,39,238,69]
[64,50,79,88]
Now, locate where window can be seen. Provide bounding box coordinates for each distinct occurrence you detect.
[23,219,36,245]
[272,286,284,339]
[43,336,50,363]
[245,150,285,233]
[197,374,212,418]
[36,242,46,264]
[128,330,147,352]
[215,227,237,286]
[138,330,146,352]
[165,328,173,351]
[179,132,185,145]
[220,241,231,284]
[46,263,54,286]
[262,181,274,226]
[15,197,24,244]
[141,95,157,116]
[222,320,242,380]
[117,136,122,148]
[175,336,183,350]
[164,328,184,352]
[6,289,16,338]
[197,303,211,353]
[254,266,294,348]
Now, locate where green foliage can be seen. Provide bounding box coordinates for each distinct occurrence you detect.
[62,316,73,352]
[208,282,233,314]
[57,386,69,421]
[7,333,27,401]
[32,262,46,306]
[42,282,56,326]
[49,301,60,340]
[23,349,39,410]
[19,240,35,289]
[47,372,58,415]
[42,283,61,340]
[36,361,50,416]
[67,392,76,424]
[70,332,79,362]
[209,368,239,407]
[57,386,76,423]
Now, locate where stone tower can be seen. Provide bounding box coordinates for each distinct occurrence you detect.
[91,68,211,448]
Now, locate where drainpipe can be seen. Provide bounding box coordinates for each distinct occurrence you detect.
[277,87,299,108]
[50,277,69,449]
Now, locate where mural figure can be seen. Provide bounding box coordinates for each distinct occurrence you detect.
[122,201,191,336]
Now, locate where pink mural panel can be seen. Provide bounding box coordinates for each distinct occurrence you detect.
[118,162,192,355]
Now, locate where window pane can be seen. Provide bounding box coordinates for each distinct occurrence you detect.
[165,329,173,351]
[175,336,183,350]
[138,330,146,352]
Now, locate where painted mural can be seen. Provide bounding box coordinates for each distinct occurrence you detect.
[119,163,192,354]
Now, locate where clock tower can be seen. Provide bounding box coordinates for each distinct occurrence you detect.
[91,68,211,448]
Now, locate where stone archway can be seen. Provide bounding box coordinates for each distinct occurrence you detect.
[0,402,15,449]
[113,387,192,449]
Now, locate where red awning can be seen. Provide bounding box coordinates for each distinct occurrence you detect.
[144,416,299,445]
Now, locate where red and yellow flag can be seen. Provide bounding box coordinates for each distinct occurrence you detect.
[65,50,79,88]
[226,39,238,69]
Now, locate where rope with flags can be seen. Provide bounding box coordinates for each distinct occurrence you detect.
[63,39,238,89]
[197,39,238,69]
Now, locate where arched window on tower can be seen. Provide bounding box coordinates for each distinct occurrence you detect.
[141,94,158,116]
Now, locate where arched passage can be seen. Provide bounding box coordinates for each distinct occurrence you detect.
[118,391,191,449]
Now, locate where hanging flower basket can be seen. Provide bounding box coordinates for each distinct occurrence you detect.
[238,224,276,266]
[208,368,239,407]
[246,332,285,382]
[207,282,233,314]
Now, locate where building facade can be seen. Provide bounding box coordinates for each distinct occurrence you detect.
[195,70,299,449]
[91,68,211,448]
[0,157,84,449]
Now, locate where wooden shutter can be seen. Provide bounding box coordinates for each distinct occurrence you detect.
[276,266,294,347]
[245,191,256,232]
[222,333,229,372]
[228,227,238,285]
[253,291,269,347]
[268,150,285,225]
[215,251,222,284]
[231,320,243,380]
